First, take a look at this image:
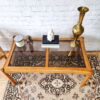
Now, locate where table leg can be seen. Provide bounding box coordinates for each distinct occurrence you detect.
[0,69,17,86]
[80,71,93,87]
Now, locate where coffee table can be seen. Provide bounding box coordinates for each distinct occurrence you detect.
[2,37,93,87]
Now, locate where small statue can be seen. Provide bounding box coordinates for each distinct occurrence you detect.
[26,35,34,52]
[47,29,54,42]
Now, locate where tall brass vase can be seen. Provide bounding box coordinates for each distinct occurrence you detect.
[68,6,89,56]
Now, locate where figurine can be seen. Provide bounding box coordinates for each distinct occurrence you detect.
[47,29,54,42]
[26,35,34,52]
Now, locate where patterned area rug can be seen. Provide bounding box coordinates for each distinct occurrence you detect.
[3,54,100,100]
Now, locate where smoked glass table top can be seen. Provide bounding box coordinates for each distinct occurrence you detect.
[9,40,85,68]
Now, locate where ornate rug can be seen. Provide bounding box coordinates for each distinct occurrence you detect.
[3,54,100,100]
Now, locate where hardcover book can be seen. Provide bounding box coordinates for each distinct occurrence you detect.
[41,35,59,48]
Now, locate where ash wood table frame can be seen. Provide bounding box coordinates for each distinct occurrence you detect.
[3,37,93,87]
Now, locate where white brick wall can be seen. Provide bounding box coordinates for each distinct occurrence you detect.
[0,0,100,50]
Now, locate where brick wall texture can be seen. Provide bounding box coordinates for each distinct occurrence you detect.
[0,0,100,50]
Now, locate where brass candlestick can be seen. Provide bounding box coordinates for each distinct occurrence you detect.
[68,6,89,56]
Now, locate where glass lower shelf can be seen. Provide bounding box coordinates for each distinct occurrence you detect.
[9,51,85,68]
[9,51,45,67]
[49,52,85,67]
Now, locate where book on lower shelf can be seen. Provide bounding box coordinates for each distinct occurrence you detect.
[41,35,60,48]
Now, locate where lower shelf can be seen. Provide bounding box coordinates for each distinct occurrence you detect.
[9,51,85,68]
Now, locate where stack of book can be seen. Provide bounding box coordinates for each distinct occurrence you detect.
[41,35,59,48]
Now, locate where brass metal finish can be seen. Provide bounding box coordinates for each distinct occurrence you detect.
[72,7,89,47]
[68,6,89,56]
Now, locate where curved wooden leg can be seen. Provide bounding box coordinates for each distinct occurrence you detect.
[0,69,17,86]
[80,71,93,87]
